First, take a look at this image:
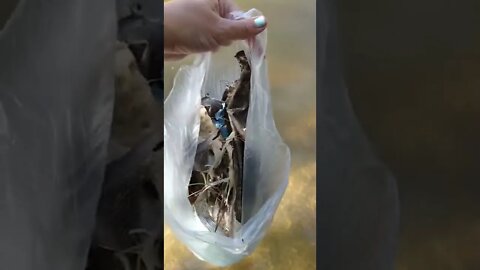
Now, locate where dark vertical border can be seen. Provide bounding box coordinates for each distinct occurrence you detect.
[316,0,400,269]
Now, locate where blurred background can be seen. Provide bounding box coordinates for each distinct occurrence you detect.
[336,0,480,269]
[163,0,316,269]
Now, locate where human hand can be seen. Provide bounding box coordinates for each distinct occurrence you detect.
[164,0,267,60]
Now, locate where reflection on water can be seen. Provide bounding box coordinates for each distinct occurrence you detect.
[164,0,316,269]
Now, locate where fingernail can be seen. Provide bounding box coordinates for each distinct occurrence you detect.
[254,16,266,28]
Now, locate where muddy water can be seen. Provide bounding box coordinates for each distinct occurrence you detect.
[163,0,316,269]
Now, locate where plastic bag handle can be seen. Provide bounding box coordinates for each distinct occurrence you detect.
[195,9,267,63]
[229,9,267,61]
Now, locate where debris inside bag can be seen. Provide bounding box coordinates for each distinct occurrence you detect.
[188,50,251,238]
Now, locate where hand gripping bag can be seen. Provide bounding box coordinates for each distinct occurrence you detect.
[164,9,291,267]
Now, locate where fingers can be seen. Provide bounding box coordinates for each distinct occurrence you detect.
[216,37,232,47]
[218,15,267,41]
[218,0,240,18]
[164,53,188,61]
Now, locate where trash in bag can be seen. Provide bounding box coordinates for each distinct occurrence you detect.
[164,9,291,267]
[87,42,163,270]
[189,50,250,238]
[86,1,165,269]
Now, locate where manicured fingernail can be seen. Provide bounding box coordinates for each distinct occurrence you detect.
[254,16,266,28]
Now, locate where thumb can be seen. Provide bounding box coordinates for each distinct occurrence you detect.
[219,16,267,41]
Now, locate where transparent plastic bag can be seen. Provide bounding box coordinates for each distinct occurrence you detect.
[164,9,291,267]
[0,1,116,270]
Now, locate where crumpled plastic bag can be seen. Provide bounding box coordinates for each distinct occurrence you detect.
[164,9,291,267]
[0,1,116,270]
